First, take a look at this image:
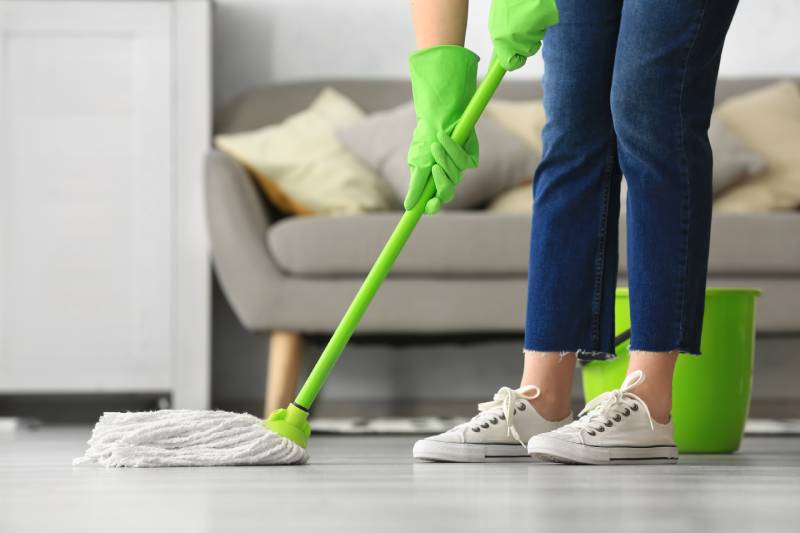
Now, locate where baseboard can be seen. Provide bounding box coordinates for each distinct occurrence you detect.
[0,393,170,423]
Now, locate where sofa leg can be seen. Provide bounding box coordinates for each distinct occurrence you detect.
[264,331,303,416]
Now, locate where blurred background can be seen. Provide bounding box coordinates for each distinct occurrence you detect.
[1,0,799,428]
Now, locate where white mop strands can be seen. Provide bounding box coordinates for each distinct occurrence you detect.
[74,410,309,467]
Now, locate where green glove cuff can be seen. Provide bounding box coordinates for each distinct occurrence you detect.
[489,0,559,71]
[408,45,479,133]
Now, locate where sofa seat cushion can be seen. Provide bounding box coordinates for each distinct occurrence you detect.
[268,212,531,277]
[267,212,800,277]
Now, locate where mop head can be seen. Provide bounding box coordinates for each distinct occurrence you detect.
[73,410,309,467]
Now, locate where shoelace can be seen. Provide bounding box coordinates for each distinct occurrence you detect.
[450,385,541,445]
[554,370,655,444]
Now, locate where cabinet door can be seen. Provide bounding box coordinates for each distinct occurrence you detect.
[0,1,173,391]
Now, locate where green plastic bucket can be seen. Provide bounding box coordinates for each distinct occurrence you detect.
[581,287,761,453]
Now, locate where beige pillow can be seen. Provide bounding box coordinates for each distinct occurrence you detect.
[215,88,394,215]
[486,99,547,155]
[487,183,533,213]
[713,81,800,213]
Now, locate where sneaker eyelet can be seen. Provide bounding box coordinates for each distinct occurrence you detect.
[490,418,498,425]
[513,409,517,415]
[613,415,622,422]
[596,426,605,432]
[480,423,490,429]
[631,404,639,412]
[623,409,631,416]
[604,421,613,427]
[518,403,526,411]
[471,427,481,432]
[588,431,596,436]
[498,413,506,420]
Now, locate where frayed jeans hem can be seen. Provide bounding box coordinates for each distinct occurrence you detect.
[522,347,617,362]
[629,346,702,356]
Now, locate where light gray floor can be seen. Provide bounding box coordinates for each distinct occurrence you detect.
[1,427,799,533]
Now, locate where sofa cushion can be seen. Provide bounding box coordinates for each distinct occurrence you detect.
[215,88,395,215]
[336,103,537,210]
[268,212,530,277]
[485,99,547,155]
[267,212,800,277]
[708,117,768,194]
[714,81,800,212]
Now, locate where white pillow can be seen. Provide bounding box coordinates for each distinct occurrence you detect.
[215,88,394,215]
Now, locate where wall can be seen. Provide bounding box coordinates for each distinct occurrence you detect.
[213,0,800,112]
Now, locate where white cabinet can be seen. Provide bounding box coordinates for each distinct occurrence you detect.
[0,1,211,407]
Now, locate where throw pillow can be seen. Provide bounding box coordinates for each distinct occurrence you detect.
[714,81,800,213]
[215,88,395,215]
[487,183,533,213]
[336,102,538,210]
[485,99,547,154]
[709,116,767,195]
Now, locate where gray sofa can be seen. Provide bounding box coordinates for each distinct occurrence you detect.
[206,79,800,413]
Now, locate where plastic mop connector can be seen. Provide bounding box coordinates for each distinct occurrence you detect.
[265,403,311,448]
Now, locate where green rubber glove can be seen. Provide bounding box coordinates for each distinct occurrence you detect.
[489,0,559,71]
[406,45,480,214]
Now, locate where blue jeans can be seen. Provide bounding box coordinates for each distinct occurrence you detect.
[524,0,738,359]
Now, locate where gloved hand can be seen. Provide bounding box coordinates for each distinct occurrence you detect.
[489,0,560,71]
[406,45,480,214]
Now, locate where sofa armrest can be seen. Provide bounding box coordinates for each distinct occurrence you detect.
[205,149,284,330]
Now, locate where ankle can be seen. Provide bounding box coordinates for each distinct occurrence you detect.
[520,351,576,422]
[626,351,677,425]
[630,387,672,424]
[529,395,572,422]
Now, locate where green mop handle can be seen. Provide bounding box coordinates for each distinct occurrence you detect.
[294,59,507,410]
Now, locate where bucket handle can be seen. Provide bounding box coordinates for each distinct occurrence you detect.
[614,329,631,348]
[580,328,631,366]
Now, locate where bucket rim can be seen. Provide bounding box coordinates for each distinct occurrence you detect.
[615,287,761,297]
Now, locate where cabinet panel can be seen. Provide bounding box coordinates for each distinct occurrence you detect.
[0,2,173,391]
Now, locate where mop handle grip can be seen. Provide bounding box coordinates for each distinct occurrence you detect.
[294,59,507,410]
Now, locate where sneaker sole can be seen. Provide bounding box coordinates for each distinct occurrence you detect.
[528,436,678,465]
[413,440,532,463]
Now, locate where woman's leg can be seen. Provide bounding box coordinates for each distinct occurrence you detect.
[612,0,739,421]
[523,0,624,420]
[527,0,739,465]
[625,351,678,424]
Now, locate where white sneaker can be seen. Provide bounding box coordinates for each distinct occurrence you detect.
[413,385,573,462]
[527,370,678,465]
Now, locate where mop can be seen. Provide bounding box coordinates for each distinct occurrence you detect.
[74,59,509,468]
